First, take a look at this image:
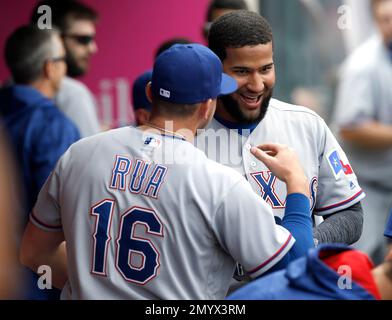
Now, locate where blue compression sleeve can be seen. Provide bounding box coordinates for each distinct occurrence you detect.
[263,193,313,276]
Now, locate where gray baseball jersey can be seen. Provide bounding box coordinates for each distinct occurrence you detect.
[55,77,101,138]
[31,126,294,300]
[195,98,365,219]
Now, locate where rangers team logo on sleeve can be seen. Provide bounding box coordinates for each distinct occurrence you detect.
[327,150,353,180]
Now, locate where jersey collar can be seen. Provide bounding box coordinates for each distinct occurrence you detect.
[159,133,186,141]
[213,115,259,136]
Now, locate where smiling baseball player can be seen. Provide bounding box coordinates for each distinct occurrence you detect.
[196,11,365,249]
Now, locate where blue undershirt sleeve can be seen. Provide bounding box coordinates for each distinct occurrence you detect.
[263,193,313,276]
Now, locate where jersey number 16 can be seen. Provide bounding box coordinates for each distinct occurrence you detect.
[90,199,164,285]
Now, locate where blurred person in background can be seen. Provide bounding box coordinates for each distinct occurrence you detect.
[132,70,152,126]
[31,0,101,138]
[0,25,80,299]
[0,130,22,299]
[332,0,392,264]
[203,0,249,42]
[155,37,192,59]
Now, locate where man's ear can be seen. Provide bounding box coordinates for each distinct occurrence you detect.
[145,82,153,103]
[199,99,210,120]
[199,99,216,121]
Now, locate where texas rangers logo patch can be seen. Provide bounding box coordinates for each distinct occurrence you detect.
[327,150,353,180]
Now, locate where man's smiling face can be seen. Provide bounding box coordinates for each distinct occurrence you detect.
[218,42,275,124]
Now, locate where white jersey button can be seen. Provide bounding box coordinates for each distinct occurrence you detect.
[245,144,252,151]
[250,161,257,167]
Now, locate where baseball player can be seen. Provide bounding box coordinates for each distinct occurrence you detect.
[196,11,365,248]
[20,44,314,300]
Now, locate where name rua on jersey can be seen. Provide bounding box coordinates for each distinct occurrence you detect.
[109,155,168,199]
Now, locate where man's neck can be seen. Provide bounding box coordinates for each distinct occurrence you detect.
[215,99,238,123]
[31,80,55,99]
[142,116,196,142]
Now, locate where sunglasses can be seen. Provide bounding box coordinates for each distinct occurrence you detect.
[48,56,66,63]
[63,34,96,45]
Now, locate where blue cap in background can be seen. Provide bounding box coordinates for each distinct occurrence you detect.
[132,70,153,111]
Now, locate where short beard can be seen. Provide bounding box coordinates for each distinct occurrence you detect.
[65,52,86,78]
[219,90,273,125]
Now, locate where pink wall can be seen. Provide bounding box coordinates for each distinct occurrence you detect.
[0,0,210,127]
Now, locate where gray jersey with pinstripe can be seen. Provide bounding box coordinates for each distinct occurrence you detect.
[31,126,294,300]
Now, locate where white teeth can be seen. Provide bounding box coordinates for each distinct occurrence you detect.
[243,94,259,98]
[242,95,259,102]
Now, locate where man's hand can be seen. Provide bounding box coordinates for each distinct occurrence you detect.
[251,143,310,197]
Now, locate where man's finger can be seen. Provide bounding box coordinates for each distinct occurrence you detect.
[251,147,272,163]
[256,143,283,153]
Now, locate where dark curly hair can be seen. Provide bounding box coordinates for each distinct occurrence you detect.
[208,10,273,61]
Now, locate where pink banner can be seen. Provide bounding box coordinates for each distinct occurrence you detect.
[0,0,210,127]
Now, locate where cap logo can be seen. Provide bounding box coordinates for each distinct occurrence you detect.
[159,88,170,98]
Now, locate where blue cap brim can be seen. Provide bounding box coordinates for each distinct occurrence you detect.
[220,73,238,96]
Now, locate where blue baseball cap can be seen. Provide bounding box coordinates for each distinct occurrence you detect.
[132,70,153,111]
[151,43,237,104]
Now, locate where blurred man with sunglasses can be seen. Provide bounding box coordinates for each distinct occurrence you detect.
[31,0,101,138]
